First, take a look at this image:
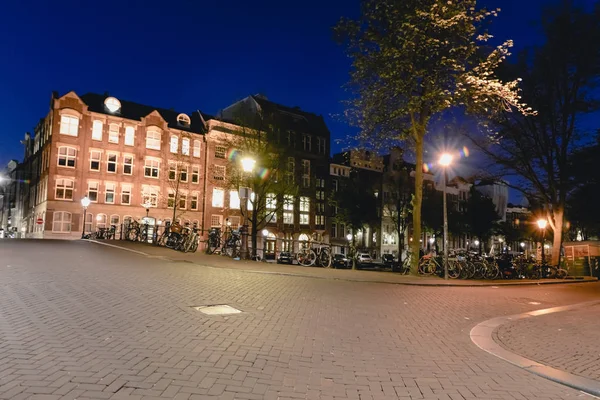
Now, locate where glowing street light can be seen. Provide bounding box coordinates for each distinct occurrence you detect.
[241,157,256,173]
[262,229,269,237]
[520,242,526,248]
[439,153,453,167]
[536,219,548,230]
[537,218,548,272]
[474,240,480,246]
[80,196,91,239]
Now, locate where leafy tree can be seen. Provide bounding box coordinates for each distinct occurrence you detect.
[330,169,378,269]
[469,2,600,265]
[464,187,500,254]
[216,121,298,259]
[334,0,530,273]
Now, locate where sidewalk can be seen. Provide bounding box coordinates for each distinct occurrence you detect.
[495,302,600,390]
[89,239,598,286]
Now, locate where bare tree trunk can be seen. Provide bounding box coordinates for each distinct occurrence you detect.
[410,133,424,275]
[551,208,564,267]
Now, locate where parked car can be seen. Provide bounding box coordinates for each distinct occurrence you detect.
[382,254,395,267]
[332,254,350,269]
[277,251,294,264]
[357,253,373,266]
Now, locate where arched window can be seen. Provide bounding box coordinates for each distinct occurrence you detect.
[146,128,161,150]
[177,113,190,126]
[298,233,309,242]
[181,138,190,156]
[104,97,121,113]
[193,140,201,157]
[84,213,94,233]
[123,215,133,229]
[57,146,76,168]
[170,135,178,153]
[96,213,107,229]
[52,211,72,233]
[110,215,120,226]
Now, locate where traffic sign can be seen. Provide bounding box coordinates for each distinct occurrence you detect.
[36,218,43,225]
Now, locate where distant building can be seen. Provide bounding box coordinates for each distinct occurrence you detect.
[476,180,509,221]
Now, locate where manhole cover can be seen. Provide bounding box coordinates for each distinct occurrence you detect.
[192,305,242,315]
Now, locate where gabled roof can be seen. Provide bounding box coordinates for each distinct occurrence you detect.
[79,93,211,134]
[250,95,330,137]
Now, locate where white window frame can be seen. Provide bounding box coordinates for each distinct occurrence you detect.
[92,120,103,141]
[123,155,133,175]
[168,162,177,181]
[52,211,72,233]
[300,214,309,225]
[110,214,120,226]
[168,191,176,208]
[55,178,74,200]
[121,184,132,205]
[193,140,201,157]
[146,128,161,150]
[144,158,160,178]
[213,165,225,181]
[96,213,107,229]
[124,126,135,146]
[57,146,76,168]
[90,150,101,171]
[180,165,188,182]
[105,182,116,204]
[170,136,178,153]
[266,193,276,210]
[299,196,310,212]
[178,192,187,210]
[108,123,119,143]
[142,187,159,207]
[60,115,79,136]
[107,153,118,173]
[212,188,224,208]
[191,193,199,210]
[229,190,240,209]
[84,213,94,233]
[211,215,223,227]
[283,211,294,225]
[88,181,99,202]
[192,165,200,184]
[181,138,190,156]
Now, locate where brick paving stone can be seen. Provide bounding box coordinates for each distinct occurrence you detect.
[496,303,600,382]
[0,240,599,400]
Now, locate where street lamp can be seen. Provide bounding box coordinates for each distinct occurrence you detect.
[241,157,256,173]
[80,196,91,239]
[537,219,548,269]
[438,152,453,280]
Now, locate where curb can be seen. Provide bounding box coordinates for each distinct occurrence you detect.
[470,300,600,397]
[84,240,598,287]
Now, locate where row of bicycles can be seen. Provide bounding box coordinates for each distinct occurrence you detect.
[417,251,569,280]
[82,225,116,240]
[124,220,199,253]
[206,227,242,258]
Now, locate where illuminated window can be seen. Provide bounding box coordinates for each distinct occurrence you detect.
[229,191,240,209]
[146,129,161,150]
[108,123,119,143]
[193,140,201,157]
[104,97,121,113]
[92,120,103,140]
[212,188,224,208]
[182,138,190,156]
[170,136,178,153]
[177,113,190,126]
[124,126,135,146]
[60,115,79,136]
[266,193,276,209]
[142,187,159,207]
[52,211,71,233]
[96,213,107,229]
[57,146,76,168]
[299,197,310,212]
[283,211,294,224]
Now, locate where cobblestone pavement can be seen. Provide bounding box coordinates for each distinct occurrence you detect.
[95,240,597,287]
[496,303,600,383]
[0,240,599,400]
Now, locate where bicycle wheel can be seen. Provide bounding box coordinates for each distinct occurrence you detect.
[319,248,332,268]
[526,265,541,279]
[447,260,461,279]
[207,237,218,254]
[472,262,485,279]
[545,265,557,279]
[297,250,316,266]
[188,237,198,253]
[484,262,500,280]
[127,228,139,242]
[556,268,568,279]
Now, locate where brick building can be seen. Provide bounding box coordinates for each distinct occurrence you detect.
[16,91,209,239]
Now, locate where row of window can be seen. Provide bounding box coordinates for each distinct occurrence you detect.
[60,115,202,156]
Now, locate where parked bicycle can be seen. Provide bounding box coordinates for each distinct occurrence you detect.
[296,242,332,268]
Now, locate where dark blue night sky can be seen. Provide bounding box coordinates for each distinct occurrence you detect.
[0,0,554,167]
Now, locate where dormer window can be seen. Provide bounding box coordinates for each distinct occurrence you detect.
[177,113,191,126]
[104,97,121,113]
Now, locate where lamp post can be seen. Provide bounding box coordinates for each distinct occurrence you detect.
[537,219,548,274]
[80,196,91,239]
[438,153,453,280]
[346,233,356,270]
[240,157,256,260]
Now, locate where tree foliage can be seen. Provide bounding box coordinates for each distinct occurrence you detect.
[468,2,600,265]
[334,0,529,273]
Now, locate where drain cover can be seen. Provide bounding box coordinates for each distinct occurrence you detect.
[193,305,242,315]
